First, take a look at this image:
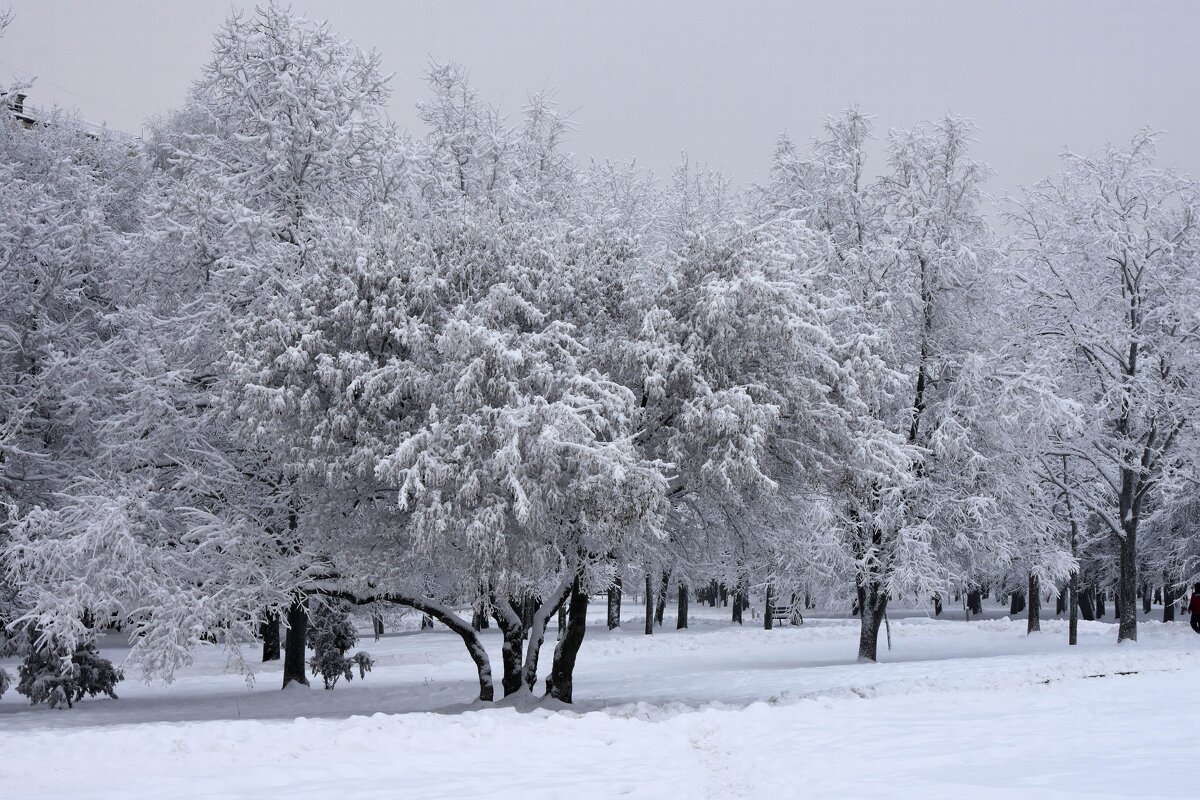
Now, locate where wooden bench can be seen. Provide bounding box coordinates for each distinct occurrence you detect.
[769,603,803,626]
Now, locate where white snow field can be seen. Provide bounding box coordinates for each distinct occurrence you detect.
[3,603,1197,799]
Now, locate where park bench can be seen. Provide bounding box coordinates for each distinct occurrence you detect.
[769,602,803,626]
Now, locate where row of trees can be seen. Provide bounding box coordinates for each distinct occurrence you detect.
[2,4,1198,706]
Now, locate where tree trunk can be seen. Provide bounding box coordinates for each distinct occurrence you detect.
[1077,584,1096,621]
[556,603,568,640]
[644,573,654,635]
[1068,572,1079,645]
[966,589,983,616]
[1095,587,1105,619]
[857,583,888,662]
[933,594,942,616]
[607,576,621,630]
[654,571,670,626]
[720,584,728,607]
[372,611,385,640]
[1009,591,1025,615]
[282,597,309,688]
[764,584,774,631]
[261,611,280,662]
[1141,583,1152,615]
[1055,591,1065,616]
[321,588,495,701]
[1116,529,1138,642]
[546,576,588,703]
[1163,577,1176,623]
[677,583,688,629]
[732,582,743,625]
[492,607,526,697]
[1027,573,1041,634]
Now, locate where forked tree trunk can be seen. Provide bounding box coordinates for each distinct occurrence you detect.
[644,573,654,635]
[546,576,589,703]
[607,577,622,630]
[282,597,309,688]
[1027,573,1041,634]
[677,583,688,629]
[261,611,281,662]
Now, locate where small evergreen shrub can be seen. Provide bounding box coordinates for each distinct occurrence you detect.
[17,637,123,709]
[307,602,373,690]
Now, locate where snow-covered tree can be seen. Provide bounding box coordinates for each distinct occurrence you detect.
[767,112,1072,659]
[1013,131,1200,642]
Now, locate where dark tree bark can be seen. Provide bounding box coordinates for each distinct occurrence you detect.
[720,583,728,607]
[1163,576,1176,623]
[932,594,942,616]
[1095,588,1106,619]
[1027,573,1041,634]
[322,587,495,701]
[372,611,385,640]
[1009,591,1025,615]
[521,576,575,693]
[644,573,654,635]
[654,571,670,626]
[261,611,281,662]
[857,582,888,662]
[1068,573,1079,645]
[282,597,309,688]
[966,589,983,616]
[677,583,688,629]
[1077,584,1096,622]
[607,576,621,630]
[546,576,589,703]
[732,581,743,625]
[764,584,774,631]
[1141,584,1152,615]
[492,606,527,697]
[708,579,718,607]
[1055,591,1065,616]
[557,603,568,640]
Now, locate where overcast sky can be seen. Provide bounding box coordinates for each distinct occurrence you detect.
[3,1,1198,195]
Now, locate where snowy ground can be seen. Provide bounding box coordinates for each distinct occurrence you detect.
[3,601,1198,799]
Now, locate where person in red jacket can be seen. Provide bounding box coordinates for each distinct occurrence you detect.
[1190,584,1200,634]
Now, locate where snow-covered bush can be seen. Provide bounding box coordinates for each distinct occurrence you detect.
[16,635,123,709]
[307,603,373,690]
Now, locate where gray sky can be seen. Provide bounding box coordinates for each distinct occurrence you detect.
[3,1,1199,194]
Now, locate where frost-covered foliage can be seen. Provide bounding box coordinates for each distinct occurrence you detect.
[15,633,123,709]
[306,603,373,690]
[765,112,1078,656]
[3,2,1199,705]
[1013,132,1200,641]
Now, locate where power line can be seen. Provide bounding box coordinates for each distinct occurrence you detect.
[0,56,143,118]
